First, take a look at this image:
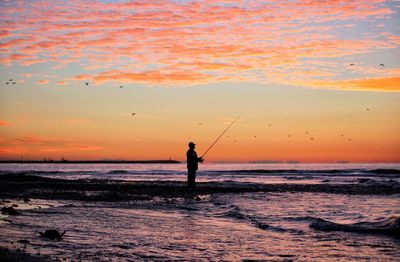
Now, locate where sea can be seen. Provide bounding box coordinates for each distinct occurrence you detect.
[0,162,399,261]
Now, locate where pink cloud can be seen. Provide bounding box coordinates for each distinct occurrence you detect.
[21,58,47,66]
[0,54,33,64]
[0,38,31,48]
[21,73,32,78]
[0,30,11,38]
[56,80,67,85]
[37,79,48,85]
[387,35,400,45]
[80,69,214,85]
[0,0,398,91]
[0,121,8,126]
[295,77,400,92]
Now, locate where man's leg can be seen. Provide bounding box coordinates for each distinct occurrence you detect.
[191,170,196,189]
[187,169,196,189]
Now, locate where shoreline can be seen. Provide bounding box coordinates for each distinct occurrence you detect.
[0,174,399,202]
[1,174,399,261]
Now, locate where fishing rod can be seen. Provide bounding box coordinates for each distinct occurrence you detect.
[200,112,244,159]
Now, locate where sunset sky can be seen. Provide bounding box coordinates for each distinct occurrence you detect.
[0,0,399,162]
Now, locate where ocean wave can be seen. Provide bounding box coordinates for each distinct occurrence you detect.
[221,206,303,233]
[1,168,399,178]
[222,206,272,229]
[0,170,64,176]
[284,216,321,222]
[107,170,129,174]
[216,168,400,175]
[357,178,400,189]
[223,206,247,220]
[309,216,400,237]
[370,169,400,175]
[284,176,314,180]
[216,169,339,174]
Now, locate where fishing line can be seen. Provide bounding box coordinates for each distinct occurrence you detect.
[200,112,244,158]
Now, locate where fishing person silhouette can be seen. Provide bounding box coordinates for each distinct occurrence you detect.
[186,142,204,189]
[185,113,243,189]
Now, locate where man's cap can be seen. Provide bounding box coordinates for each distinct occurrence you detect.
[188,142,196,146]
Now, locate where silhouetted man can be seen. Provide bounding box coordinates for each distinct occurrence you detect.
[186,142,203,189]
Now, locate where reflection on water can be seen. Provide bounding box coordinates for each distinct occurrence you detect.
[1,192,399,261]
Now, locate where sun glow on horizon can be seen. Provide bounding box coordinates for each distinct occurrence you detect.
[0,0,399,162]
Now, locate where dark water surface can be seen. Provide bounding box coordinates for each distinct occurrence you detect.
[1,163,399,261]
[1,162,399,184]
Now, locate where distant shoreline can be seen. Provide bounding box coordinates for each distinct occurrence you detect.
[0,159,181,164]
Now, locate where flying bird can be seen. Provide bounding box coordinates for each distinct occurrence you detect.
[5,82,9,85]
[366,108,370,111]
[85,82,89,86]
[349,63,355,66]
[268,123,272,127]
[288,135,291,138]
[379,64,384,67]
[198,123,203,125]
[12,82,16,84]
[305,131,309,135]
[254,136,257,138]
[9,79,12,81]
[131,113,136,117]
[310,137,314,140]
[120,86,123,88]
[348,138,352,142]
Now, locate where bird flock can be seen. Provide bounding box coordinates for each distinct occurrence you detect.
[188,112,373,144]
[348,63,384,67]
[2,67,378,146]
[4,79,16,85]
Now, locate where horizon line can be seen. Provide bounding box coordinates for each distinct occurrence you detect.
[0,159,399,165]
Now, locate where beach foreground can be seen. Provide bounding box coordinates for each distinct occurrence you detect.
[1,174,399,261]
[1,173,399,201]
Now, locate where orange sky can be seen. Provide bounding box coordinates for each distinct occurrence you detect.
[0,0,399,162]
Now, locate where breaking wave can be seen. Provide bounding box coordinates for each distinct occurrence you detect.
[215,169,400,177]
[309,216,400,237]
[220,205,302,233]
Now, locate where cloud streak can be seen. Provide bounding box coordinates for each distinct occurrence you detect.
[305,77,400,92]
[0,0,398,91]
[36,79,48,85]
[8,135,103,154]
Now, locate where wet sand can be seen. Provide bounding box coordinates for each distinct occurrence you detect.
[1,174,399,202]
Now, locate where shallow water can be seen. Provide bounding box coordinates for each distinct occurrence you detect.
[1,162,400,185]
[1,163,399,260]
[1,192,399,261]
